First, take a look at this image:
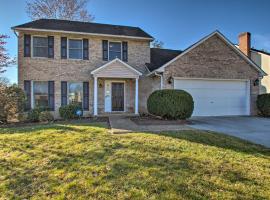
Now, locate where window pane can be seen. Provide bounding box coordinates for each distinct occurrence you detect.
[69,39,82,48]
[109,51,121,60]
[69,49,82,59]
[33,37,48,46]
[33,47,48,57]
[33,37,48,57]
[34,81,48,108]
[68,82,83,106]
[109,42,121,51]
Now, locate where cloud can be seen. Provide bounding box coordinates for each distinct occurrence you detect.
[253,34,270,52]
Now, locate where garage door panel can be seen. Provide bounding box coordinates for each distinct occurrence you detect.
[174,79,249,116]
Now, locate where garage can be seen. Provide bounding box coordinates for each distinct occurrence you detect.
[174,78,250,116]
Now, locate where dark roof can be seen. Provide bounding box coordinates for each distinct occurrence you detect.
[146,48,182,71]
[12,19,153,39]
[251,48,270,56]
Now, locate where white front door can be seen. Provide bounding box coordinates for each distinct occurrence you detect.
[104,80,111,112]
[174,78,250,116]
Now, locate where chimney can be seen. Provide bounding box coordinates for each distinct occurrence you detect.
[238,32,251,57]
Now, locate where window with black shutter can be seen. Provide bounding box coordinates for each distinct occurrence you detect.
[61,37,67,59]
[83,39,89,60]
[102,40,108,61]
[48,81,55,111]
[24,80,31,111]
[122,42,128,62]
[83,82,89,110]
[24,34,31,57]
[48,36,54,58]
[61,81,67,105]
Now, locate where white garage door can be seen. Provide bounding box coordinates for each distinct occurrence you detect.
[174,79,250,116]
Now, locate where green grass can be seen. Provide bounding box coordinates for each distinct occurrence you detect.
[0,122,269,200]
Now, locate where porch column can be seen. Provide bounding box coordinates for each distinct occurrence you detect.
[94,76,98,116]
[135,78,139,114]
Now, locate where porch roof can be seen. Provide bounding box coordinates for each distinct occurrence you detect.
[91,58,142,78]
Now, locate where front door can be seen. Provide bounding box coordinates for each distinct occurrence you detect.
[111,82,124,111]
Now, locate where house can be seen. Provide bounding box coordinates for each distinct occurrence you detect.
[12,19,266,117]
[235,32,270,94]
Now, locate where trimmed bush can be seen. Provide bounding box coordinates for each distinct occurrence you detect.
[59,103,82,120]
[257,93,270,117]
[39,111,54,122]
[147,89,194,120]
[27,107,43,122]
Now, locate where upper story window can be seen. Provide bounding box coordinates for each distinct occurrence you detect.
[69,39,83,59]
[33,36,48,57]
[109,42,121,60]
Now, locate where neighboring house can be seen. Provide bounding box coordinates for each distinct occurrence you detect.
[12,19,266,117]
[236,32,270,94]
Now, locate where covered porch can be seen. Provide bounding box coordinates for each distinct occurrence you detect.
[91,58,142,116]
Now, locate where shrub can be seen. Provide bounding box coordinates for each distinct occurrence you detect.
[59,103,82,120]
[257,93,270,117]
[39,111,54,122]
[147,89,194,120]
[27,107,43,122]
[0,83,25,123]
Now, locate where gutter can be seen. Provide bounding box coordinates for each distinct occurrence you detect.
[154,72,163,89]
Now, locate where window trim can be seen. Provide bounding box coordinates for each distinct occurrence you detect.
[67,38,84,60]
[108,41,122,61]
[31,35,48,58]
[67,82,84,106]
[32,81,49,108]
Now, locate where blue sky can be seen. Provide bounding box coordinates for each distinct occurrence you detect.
[1,0,270,83]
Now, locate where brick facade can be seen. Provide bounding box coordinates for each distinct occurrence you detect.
[162,34,260,115]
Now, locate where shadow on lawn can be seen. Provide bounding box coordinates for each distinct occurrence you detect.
[145,130,270,157]
[0,122,108,134]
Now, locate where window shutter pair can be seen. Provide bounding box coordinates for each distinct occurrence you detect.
[61,81,89,110]
[24,34,54,58]
[61,37,89,60]
[24,80,55,111]
[102,40,128,61]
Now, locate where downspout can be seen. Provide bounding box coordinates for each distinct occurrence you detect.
[154,72,163,89]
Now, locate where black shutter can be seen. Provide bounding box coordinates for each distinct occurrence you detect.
[48,36,54,58]
[122,42,128,62]
[61,81,67,106]
[83,39,89,60]
[24,34,31,57]
[48,81,55,111]
[24,80,31,111]
[61,37,67,59]
[83,82,89,110]
[102,40,108,61]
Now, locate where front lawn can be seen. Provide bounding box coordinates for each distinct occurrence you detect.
[0,122,269,199]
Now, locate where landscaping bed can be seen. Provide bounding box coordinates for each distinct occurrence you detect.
[130,116,192,125]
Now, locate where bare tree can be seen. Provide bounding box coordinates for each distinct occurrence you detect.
[0,35,15,73]
[26,0,94,22]
[152,39,164,49]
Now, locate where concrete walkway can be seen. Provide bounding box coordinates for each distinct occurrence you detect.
[109,115,192,134]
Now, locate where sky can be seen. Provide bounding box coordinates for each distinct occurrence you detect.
[1,0,270,83]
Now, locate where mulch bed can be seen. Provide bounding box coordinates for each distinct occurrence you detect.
[0,117,109,128]
[130,116,192,126]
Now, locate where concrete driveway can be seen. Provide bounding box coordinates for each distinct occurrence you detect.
[189,116,270,148]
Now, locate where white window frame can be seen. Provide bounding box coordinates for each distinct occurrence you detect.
[67,82,84,106]
[67,38,83,60]
[108,41,122,61]
[31,35,48,58]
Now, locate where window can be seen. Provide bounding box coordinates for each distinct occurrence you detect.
[34,81,48,108]
[109,42,121,60]
[33,36,48,57]
[69,39,83,59]
[68,82,83,106]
